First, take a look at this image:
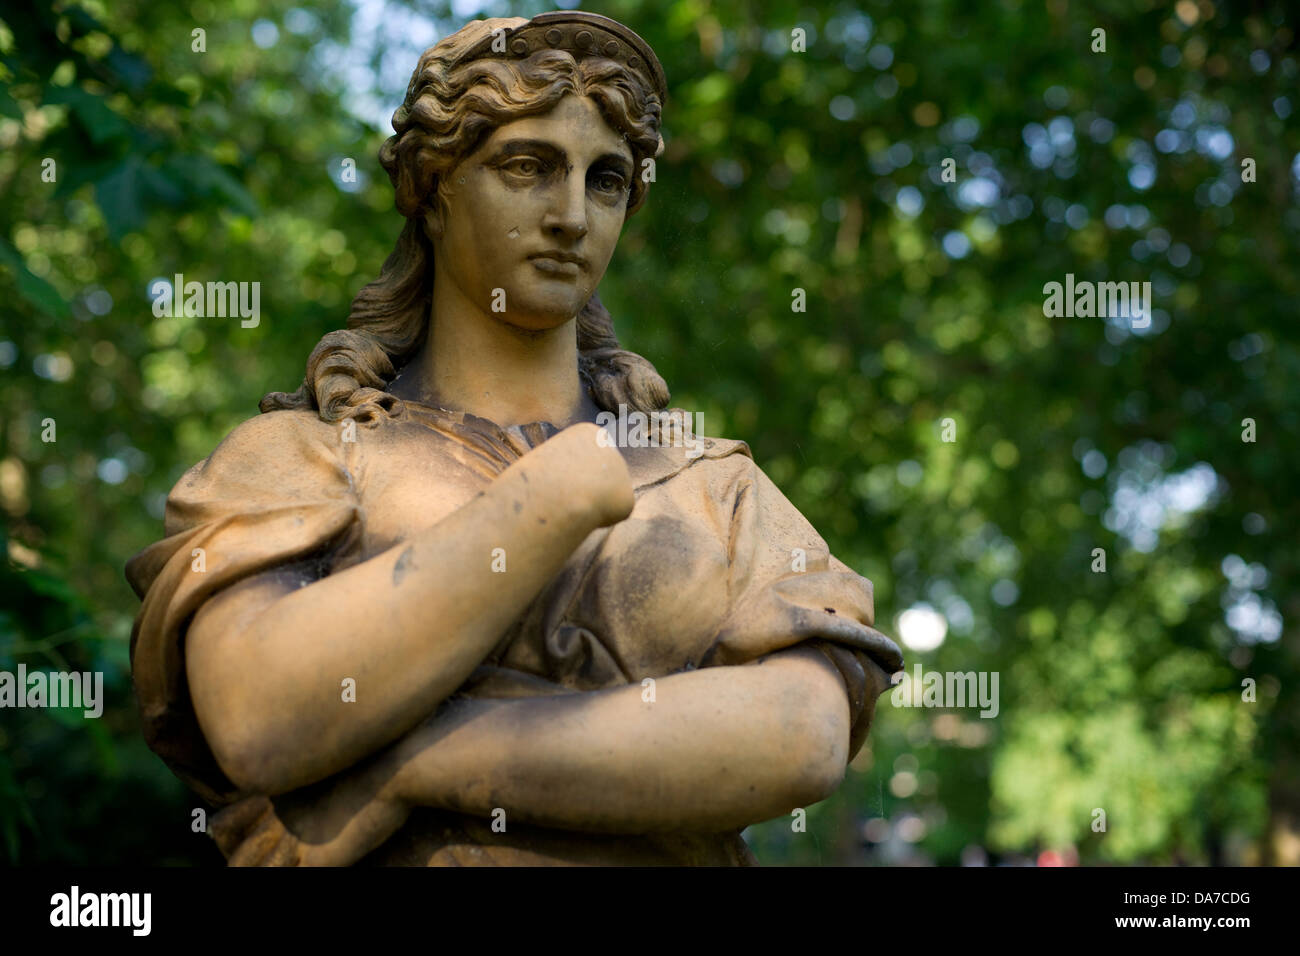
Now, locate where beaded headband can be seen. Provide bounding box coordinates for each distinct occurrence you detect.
[452,11,668,108]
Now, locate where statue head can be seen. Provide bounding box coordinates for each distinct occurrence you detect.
[263,12,672,424]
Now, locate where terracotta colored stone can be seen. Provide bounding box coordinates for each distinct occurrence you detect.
[126,11,902,866]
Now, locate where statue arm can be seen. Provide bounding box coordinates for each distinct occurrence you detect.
[185,423,633,797]
[387,644,851,832]
[261,644,852,866]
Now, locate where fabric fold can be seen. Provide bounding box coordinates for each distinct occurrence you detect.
[125,410,363,804]
[125,400,902,864]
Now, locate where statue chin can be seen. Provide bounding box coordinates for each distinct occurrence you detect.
[496,287,600,332]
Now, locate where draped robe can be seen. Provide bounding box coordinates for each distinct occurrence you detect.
[125,401,903,865]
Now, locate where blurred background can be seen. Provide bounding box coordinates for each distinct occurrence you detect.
[0,0,1296,865]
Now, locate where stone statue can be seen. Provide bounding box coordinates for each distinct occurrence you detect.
[125,11,902,866]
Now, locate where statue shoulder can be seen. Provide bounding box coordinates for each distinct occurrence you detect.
[188,408,348,476]
[618,408,755,488]
[165,408,357,531]
[207,407,343,458]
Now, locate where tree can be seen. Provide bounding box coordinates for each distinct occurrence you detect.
[1,0,1295,865]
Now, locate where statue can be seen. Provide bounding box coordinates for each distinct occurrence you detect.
[125,11,903,866]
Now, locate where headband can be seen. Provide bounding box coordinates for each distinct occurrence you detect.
[451,11,668,107]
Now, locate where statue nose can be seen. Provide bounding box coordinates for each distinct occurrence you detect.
[542,180,589,240]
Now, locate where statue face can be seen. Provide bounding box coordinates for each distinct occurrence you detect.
[428,94,635,332]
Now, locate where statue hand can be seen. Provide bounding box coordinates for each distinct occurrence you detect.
[526,421,634,528]
[218,760,411,867]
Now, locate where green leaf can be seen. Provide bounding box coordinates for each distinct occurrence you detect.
[0,85,22,118]
[0,237,70,317]
[162,154,260,217]
[94,156,147,239]
[43,86,130,145]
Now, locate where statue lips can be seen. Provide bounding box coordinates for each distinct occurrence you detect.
[528,249,586,277]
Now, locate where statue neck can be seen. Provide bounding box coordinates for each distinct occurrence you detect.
[388,276,599,430]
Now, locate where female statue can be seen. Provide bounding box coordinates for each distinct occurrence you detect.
[125,11,902,866]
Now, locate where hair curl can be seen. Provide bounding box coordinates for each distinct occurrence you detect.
[261,16,670,425]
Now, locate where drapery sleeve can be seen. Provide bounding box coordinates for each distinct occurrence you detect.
[698,456,904,764]
[124,409,364,805]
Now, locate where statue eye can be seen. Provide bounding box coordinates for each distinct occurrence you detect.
[500,157,543,177]
[592,170,627,194]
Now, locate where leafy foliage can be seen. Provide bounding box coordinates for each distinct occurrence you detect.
[1,0,1295,864]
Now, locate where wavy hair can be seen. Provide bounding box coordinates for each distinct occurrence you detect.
[261,17,670,424]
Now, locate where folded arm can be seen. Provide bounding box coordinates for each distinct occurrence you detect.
[264,644,854,865]
[186,423,634,796]
[395,643,851,830]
